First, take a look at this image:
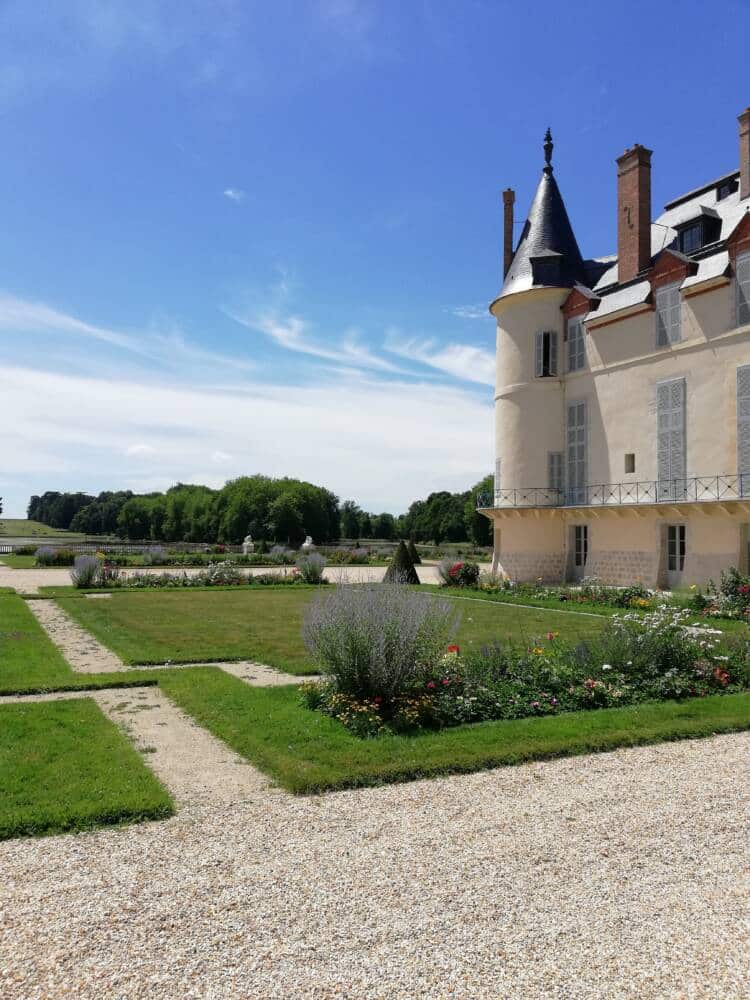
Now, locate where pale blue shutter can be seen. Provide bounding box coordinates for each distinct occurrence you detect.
[535,333,543,377]
[655,289,669,347]
[668,285,682,342]
[494,458,502,501]
[657,378,686,499]
[566,402,587,504]
[737,253,750,327]
[548,452,563,497]
[737,366,750,495]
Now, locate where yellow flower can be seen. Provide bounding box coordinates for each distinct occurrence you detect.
[532,646,545,655]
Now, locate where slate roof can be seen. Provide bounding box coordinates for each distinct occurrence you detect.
[499,146,587,298]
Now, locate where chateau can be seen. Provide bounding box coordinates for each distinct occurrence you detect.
[480,107,750,588]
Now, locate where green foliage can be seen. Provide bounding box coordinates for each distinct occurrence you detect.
[383,539,419,584]
[465,475,494,546]
[437,558,481,587]
[407,539,421,565]
[27,491,95,530]
[35,546,76,566]
[302,584,460,702]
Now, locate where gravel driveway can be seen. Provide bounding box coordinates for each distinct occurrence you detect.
[2,733,748,999]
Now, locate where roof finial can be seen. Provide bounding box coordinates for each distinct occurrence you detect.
[543,127,553,173]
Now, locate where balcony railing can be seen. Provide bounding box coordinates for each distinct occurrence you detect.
[476,474,750,510]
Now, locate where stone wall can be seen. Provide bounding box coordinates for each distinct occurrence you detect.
[584,550,660,587]
[496,551,565,583]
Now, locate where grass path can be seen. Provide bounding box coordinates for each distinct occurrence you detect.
[0,696,173,839]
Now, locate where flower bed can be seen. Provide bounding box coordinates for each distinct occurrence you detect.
[302,597,749,737]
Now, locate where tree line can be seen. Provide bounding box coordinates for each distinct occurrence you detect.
[26,473,493,546]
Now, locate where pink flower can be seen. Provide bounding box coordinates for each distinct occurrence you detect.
[426,681,436,690]
[442,678,450,686]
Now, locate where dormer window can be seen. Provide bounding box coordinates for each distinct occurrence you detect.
[678,223,702,254]
[717,178,738,201]
[535,331,558,377]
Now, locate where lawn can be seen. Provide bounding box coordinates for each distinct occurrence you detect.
[0,554,39,568]
[57,587,607,670]
[159,668,750,792]
[0,518,89,539]
[0,594,158,695]
[0,697,174,839]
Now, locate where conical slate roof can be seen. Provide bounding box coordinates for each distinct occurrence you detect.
[499,131,586,298]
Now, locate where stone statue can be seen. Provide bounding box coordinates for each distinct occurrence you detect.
[242,534,255,555]
[301,535,314,552]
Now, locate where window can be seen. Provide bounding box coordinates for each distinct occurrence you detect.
[574,525,588,568]
[535,331,558,377]
[667,525,686,572]
[624,453,635,474]
[548,451,564,496]
[494,458,502,499]
[717,179,737,201]
[566,401,587,505]
[657,378,686,500]
[737,252,750,327]
[655,283,682,347]
[567,318,586,372]
[678,223,702,254]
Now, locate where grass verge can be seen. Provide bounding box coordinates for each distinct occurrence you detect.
[0,697,174,839]
[159,668,750,793]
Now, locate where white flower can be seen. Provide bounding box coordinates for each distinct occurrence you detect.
[602,664,612,671]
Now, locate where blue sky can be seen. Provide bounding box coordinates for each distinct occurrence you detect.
[2,0,749,516]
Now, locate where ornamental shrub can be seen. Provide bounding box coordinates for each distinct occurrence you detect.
[437,558,480,587]
[383,539,419,584]
[36,546,76,567]
[15,544,38,556]
[407,539,421,565]
[296,552,327,584]
[70,555,101,588]
[302,584,460,702]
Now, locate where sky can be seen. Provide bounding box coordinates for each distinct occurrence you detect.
[1,0,749,516]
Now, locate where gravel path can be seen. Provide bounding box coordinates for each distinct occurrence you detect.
[0,563,461,594]
[26,598,125,672]
[1,733,748,999]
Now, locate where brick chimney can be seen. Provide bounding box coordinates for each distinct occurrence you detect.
[616,144,653,283]
[502,188,515,277]
[739,108,750,200]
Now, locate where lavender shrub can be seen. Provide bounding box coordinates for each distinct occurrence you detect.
[302,584,460,701]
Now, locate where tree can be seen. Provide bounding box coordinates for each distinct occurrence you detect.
[464,475,494,546]
[383,539,419,584]
[268,492,305,546]
[359,513,373,538]
[340,500,362,539]
[372,512,396,540]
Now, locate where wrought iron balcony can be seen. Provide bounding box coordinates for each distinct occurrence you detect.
[476,474,750,510]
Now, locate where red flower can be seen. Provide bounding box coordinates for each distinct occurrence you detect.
[426,681,436,690]
[447,644,460,654]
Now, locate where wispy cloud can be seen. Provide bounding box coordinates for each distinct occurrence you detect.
[223,187,246,203]
[385,332,495,386]
[0,293,255,376]
[225,308,410,374]
[449,304,491,320]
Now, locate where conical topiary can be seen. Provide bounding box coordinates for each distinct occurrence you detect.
[407,538,421,565]
[383,539,419,585]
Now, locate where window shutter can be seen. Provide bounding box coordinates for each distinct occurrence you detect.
[737,253,750,327]
[566,402,586,504]
[657,378,686,498]
[656,290,669,346]
[669,285,682,343]
[549,332,558,375]
[494,458,502,497]
[737,367,750,491]
[535,332,543,377]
